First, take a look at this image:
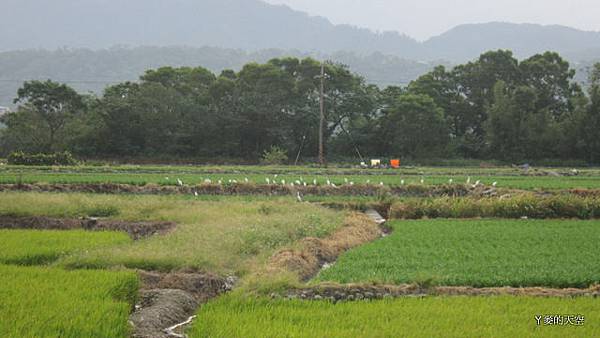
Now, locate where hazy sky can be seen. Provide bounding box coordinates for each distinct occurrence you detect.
[263,0,600,41]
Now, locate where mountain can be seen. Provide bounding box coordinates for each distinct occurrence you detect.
[2,0,600,63]
[424,22,600,61]
[0,47,438,107]
[0,0,420,58]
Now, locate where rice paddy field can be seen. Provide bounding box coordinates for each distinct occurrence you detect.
[0,229,131,265]
[0,163,599,337]
[316,219,600,287]
[190,295,599,338]
[0,264,138,338]
[1,164,600,189]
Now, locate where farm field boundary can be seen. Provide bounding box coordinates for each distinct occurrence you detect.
[274,283,600,301]
[0,216,175,240]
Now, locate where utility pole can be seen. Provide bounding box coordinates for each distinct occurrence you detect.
[319,62,325,165]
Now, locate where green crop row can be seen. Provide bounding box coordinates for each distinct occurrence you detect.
[1,171,600,190]
[0,265,138,338]
[189,294,599,338]
[316,219,600,288]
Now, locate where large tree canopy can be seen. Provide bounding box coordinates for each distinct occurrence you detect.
[1,53,597,164]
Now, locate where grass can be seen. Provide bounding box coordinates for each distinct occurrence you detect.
[0,192,344,274]
[3,167,600,190]
[389,195,600,219]
[316,219,600,288]
[0,230,131,265]
[0,264,138,338]
[189,294,599,338]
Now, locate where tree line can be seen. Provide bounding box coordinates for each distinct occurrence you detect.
[1,50,600,163]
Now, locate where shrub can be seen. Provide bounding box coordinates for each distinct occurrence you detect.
[7,151,79,166]
[260,146,288,165]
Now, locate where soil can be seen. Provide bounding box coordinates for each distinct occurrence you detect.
[0,216,175,240]
[277,284,600,302]
[130,271,233,338]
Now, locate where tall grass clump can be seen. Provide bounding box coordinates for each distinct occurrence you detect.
[390,195,600,219]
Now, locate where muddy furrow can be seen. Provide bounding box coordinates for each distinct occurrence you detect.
[131,271,235,338]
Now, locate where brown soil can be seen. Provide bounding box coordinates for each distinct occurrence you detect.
[278,283,600,302]
[568,189,600,197]
[131,271,233,338]
[268,213,382,281]
[0,216,175,240]
[131,289,198,338]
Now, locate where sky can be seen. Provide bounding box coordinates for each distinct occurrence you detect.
[262,0,600,41]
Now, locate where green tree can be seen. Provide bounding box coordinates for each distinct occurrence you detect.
[10,80,84,152]
[382,93,448,158]
[520,52,582,121]
[578,63,600,163]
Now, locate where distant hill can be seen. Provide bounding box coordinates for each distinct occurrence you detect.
[0,47,438,106]
[0,0,421,58]
[424,22,600,61]
[2,1,600,62]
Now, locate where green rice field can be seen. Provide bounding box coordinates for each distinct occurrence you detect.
[1,165,599,189]
[190,294,599,338]
[0,229,131,265]
[317,219,600,287]
[0,264,138,338]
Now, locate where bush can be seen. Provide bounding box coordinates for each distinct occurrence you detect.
[260,146,288,165]
[7,151,79,166]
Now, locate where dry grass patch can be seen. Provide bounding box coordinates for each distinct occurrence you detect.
[268,213,381,280]
[0,192,344,276]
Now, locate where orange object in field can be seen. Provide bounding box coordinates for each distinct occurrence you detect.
[390,159,401,168]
